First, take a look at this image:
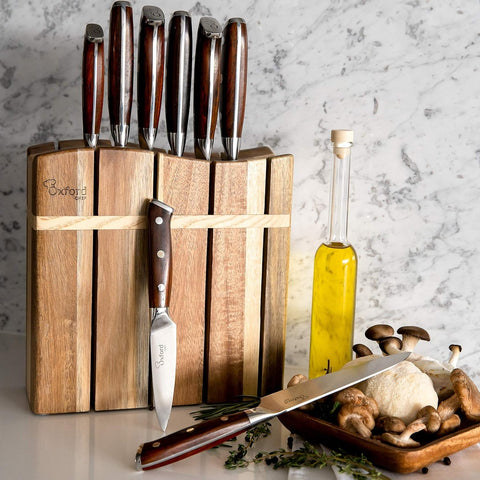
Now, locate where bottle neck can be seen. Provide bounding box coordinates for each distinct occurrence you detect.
[327,145,352,245]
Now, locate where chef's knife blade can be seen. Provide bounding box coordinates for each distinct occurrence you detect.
[148,199,176,431]
[108,0,134,147]
[82,24,104,148]
[193,17,222,160]
[220,18,247,160]
[138,6,165,150]
[136,352,410,470]
[165,11,192,157]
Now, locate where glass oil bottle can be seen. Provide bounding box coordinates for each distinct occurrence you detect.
[309,130,357,378]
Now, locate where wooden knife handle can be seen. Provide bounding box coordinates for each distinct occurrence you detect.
[137,6,165,149]
[220,19,247,144]
[82,24,104,148]
[193,17,222,159]
[165,11,192,156]
[147,200,174,309]
[108,0,133,146]
[136,410,252,470]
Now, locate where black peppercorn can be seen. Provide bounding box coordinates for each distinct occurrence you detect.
[422,466,429,474]
[443,456,451,465]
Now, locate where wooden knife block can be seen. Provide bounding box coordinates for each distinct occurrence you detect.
[26,143,293,414]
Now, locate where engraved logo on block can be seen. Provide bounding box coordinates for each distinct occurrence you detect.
[43,179,87,200]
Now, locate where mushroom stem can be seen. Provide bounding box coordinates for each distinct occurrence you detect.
[397,326,430,352]
[381,420,426,447]
[448,345,462,368]
[416,405,441,433]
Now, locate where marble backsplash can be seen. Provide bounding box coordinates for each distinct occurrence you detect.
[1,0,480,379]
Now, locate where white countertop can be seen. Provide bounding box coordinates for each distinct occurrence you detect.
[2,332,480,480]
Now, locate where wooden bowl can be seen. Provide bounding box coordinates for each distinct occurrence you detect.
[279,410,480,474]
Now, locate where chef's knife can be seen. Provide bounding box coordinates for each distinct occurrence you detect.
[108,0,133,147]
[136,352,410,470]
[137,6,165,150]
[220,18,247,160]
[165,11,192,157]
[147,199,176,431]
[82,23,104,148]
[193,17,222,160]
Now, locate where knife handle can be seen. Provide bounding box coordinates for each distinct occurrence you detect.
[136,410,252,470]
[137,6,165,150]
[148,200,174,309]
[193,17,222,160]
[82,24,104,148]
[165,11,193,157]
[220,18,248,160]
[108,0,134,147]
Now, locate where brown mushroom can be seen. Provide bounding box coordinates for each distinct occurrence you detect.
[379,336,403,355]
[397,326,430,352]
[287,374,308,387]
[365,324,394,342]
[448,345,462,368]
[438,413,461,435]
[334,387,379,418]
[381,420,426,447]
[438,368,480,422]
[338,404,375,438]
[376,415,406,433]
[353,344,373,358]
[416,405,441,433]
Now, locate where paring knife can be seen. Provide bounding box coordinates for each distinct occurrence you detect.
[136,352,410,470]
[220,18,248,160]
[137,6,165,150]
[82,23,104,148]
[147,199,176,431]
[165,11,192,157]
[193,17,222,160]
[108,0,133,147]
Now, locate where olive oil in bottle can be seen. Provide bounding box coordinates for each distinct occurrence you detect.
[309,130,357,378]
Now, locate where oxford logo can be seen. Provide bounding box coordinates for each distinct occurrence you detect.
[43,179,87,200]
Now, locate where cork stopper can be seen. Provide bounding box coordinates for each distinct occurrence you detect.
[331,130,353,159]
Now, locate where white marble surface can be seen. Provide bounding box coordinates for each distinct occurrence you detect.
[1,1,480,379]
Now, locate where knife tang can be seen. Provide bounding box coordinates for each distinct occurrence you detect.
[165,11,192,157]
[220,18,247,160]
[193,17,222,160]
[138,6,165,150]
[108,0,134,147]
[82,24,104,148]
[147,200,174,309]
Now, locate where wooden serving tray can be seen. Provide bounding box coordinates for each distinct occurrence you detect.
[279,409,480,474]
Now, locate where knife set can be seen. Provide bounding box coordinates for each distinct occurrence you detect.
[26,2,294,415]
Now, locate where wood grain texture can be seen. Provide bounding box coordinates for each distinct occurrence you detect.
[156,153,210,405]
[260,154,294,396]
[26,144,94,414]
[94,147,154,411]
[206,157,267,403]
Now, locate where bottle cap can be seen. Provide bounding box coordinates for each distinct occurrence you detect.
[331,130,353,144]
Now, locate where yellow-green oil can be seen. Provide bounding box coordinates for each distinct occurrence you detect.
[309,242,357,378]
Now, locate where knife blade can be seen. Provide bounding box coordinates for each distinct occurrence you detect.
[137,6,165,150]
[220,18,247,160]
[82,23,104,148]
[193,17,222,160]
[165,11,192,157]
[108,0,133,147]
[147,199,176,431]
[136,352,410,470]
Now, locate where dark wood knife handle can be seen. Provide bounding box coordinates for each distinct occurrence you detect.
[108,1,133,143]
[147,200,173,309]
[136,411,252,470]
[220,18,247,140]
[193,17,222,154]
[137,6,165,136]
[82,24,104,144]
[165,11,192,138]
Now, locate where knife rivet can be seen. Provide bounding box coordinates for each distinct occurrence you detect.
[157,249,165,258]
[155,217,163,225]
[220,416,229,421]
[152,442,161,448]
[186,427,194,433]
[158,283,165,292]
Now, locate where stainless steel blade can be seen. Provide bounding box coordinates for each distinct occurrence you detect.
[150,307,176,431]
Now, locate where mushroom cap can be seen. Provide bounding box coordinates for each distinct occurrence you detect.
[416,405,441,433]
[450,368,480,421]
[334,387,366,406]
[397,326,430,342]
[353,344,373,358]
[438,413,461,435]
[365,324,394,341]
[379,336,403,355]
[376,415,406,433]
[449,344,462,353]
[287,374,308,388]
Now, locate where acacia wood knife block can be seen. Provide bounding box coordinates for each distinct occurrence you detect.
[26,143,293,414]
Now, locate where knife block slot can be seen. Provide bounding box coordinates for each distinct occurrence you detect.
[26,144,293,413]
